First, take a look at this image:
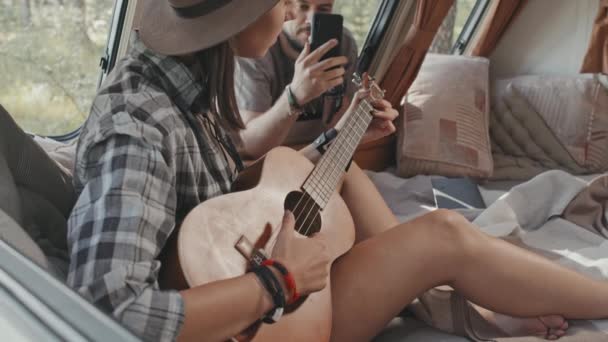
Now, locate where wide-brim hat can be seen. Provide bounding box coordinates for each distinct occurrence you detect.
[139,0,280,56]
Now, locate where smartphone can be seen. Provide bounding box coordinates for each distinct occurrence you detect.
[310,13,344,61]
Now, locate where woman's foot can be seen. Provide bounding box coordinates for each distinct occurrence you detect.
[475,305,569,340]
[493,313,568,340]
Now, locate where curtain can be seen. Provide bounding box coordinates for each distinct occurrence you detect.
[380,0,455,107]
[581,0,608,74]
[470,0,527,57]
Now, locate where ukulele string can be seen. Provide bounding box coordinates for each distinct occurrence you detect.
[299,99,374,237]
[279,83,379,243]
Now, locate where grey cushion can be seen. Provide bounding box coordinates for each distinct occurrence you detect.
[0,208,48,270]
[0,152,22,225]
[0,104,76,278]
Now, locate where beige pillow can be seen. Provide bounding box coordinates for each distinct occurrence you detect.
[396,53,493,178]
[490,74,608,180]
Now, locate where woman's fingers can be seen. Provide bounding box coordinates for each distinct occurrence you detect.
[371,108,398,121]
[371,118,396,132]
[370,99,393,110]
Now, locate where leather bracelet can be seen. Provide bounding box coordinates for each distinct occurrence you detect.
[252,265,285,324]
[313,128,338,155]
[286,85,304,117]
[262,259,300,305]
[345,157,354,172]
[312,128,353,171]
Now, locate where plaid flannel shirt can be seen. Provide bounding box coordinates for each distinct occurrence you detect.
[67,35,238,341]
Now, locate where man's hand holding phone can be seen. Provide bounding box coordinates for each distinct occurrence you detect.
[290,39,348,106]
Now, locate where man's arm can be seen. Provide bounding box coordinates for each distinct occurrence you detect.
[238,92,300,160]
[237,40,348,160]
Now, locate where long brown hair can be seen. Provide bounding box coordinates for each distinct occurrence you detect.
[196,41,245,131]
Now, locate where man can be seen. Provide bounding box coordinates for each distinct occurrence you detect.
[235,0,359,159]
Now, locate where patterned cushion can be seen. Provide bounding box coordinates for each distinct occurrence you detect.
[0,105,75,278]
[396,54,493,178]
[490,74,608,180]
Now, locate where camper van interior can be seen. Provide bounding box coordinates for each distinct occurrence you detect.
[0,0,607,341]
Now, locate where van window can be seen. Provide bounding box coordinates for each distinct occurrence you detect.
[0,0,116,137]
[430,0,487,54]
[334,0,383,53]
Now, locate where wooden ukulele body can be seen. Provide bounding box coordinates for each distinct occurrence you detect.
[166,147,356,341]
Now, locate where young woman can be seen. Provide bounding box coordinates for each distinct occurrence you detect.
[67,1,608,341]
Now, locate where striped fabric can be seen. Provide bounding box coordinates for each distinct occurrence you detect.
[491,74,608,180]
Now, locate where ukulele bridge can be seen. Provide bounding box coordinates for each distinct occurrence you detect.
[235,236,269,266]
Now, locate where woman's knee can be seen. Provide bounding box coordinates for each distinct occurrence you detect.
[420,209,483,254]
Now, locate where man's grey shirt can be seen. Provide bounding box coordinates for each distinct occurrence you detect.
[236,30,358,145]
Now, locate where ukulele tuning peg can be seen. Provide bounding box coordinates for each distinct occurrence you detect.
[352,73,362,86]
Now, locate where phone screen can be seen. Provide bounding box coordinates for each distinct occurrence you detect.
[310,13,344,61]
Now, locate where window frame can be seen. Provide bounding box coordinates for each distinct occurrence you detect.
[99,0,130,83]
[356,0,401,75]
[0,239,140,341]
[53,0,409,140]
[451,0,491,54]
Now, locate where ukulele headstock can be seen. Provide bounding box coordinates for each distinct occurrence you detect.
[352,73,386,102]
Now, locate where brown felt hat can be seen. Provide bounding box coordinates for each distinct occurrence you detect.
[139,0,279,56]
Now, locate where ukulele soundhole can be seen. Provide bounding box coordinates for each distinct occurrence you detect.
[284,191,322,237]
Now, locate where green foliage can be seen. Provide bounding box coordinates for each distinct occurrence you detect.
[333,0,382,52]
[454,0,477,43]
[0,0,114,136]
[0,0,480,136]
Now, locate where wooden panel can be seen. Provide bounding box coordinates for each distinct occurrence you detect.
[353,134,397,171]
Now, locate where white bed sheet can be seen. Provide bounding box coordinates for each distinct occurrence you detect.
[367,170,606,342]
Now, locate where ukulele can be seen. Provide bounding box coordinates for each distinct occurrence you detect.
[162,75,385,341]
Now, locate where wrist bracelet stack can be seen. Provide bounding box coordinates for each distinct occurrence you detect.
[286,85,304,117]
[250,259,297,324]
[262,259,300,304]
[252,265,285,324]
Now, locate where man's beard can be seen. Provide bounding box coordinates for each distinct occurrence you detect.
[290,23,311,50]
[296,23,311,37]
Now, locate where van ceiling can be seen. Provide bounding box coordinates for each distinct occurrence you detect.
[489,0,599,78]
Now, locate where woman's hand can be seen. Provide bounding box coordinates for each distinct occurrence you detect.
[336,90,398,145]
[271,211,331,297]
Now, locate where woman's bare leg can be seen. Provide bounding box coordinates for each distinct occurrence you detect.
[339,163,398,241]
[328,209,608,342]
[340,165,568,339]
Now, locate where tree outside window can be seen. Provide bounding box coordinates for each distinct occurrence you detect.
[0,0,114,136]
[333,0,383,53]
[430,0,478,54]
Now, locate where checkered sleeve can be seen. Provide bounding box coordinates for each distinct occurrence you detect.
[67,133,184,342]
